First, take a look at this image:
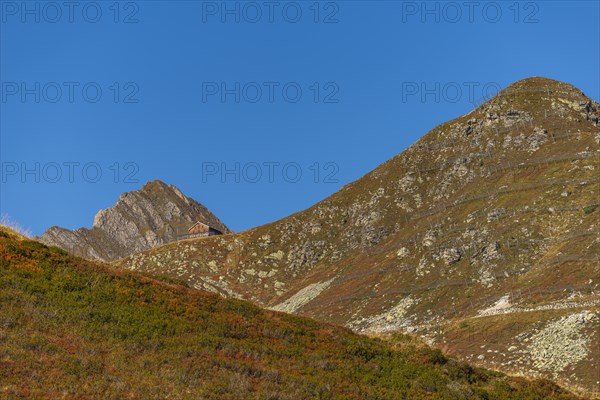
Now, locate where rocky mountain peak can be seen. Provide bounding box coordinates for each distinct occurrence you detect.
[117,77,600,396]
[38,181,230,262]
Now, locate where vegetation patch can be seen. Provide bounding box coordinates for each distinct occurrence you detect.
[0,230,581,399]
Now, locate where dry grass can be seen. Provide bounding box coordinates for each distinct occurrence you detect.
[0,222,30,240]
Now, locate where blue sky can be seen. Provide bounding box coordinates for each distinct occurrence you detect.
[1,0,599,236]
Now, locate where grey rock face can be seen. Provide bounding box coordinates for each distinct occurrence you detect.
[37,180,230,262]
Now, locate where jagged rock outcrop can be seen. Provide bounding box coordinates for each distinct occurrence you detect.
[38,180,230,262]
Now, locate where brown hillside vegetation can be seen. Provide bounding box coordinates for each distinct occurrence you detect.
[117,77,600,397]
[0,225,583,399]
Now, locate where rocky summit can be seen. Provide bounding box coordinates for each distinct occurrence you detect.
[117,77,600,397]
[38,180,230,262]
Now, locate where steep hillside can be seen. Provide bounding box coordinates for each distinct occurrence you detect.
[0,226,581,399]
[38,180,230,262]
[117,77,600,397]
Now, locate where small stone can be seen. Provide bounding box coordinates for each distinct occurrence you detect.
[397,247,409,257]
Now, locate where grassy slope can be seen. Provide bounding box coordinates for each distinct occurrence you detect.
[0,226,580,400]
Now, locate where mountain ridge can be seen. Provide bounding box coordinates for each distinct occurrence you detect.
[116,77,600,397]
[37,180,231,262]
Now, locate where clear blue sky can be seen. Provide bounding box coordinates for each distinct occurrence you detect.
[1,0,599,236]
